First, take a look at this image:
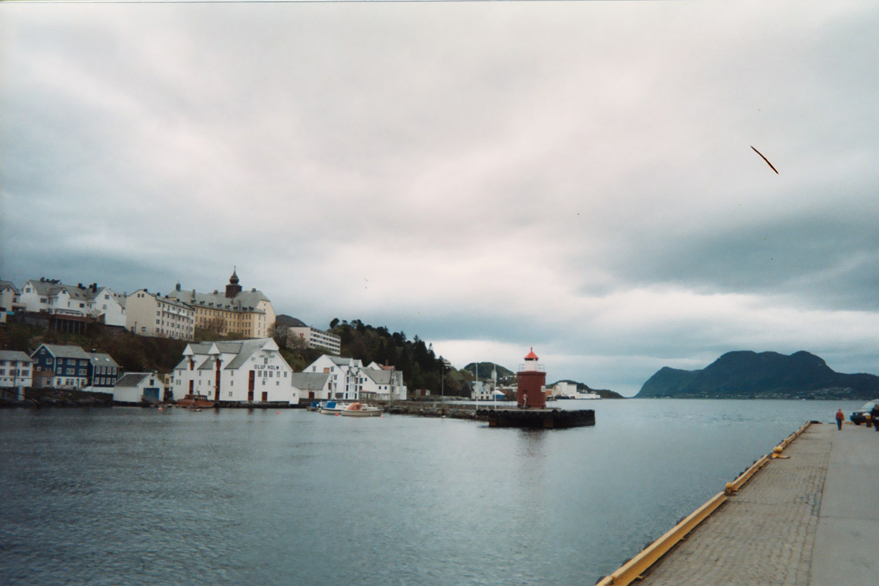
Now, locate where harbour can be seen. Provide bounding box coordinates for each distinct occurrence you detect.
[1,399,867,585]
[604,420,879,586]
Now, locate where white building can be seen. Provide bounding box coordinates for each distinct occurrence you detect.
[470,380,493,401]
[361,367,407,401]
[171,338,299,405]
[289,372,332,402]
[167,270,276,339]
[113,372,163,405]
[125,289,195,340]
[0,350,33,399]
[18,279,126,326]
[0,281,22,323]
[304,355,407,401]
[290,326,341,355]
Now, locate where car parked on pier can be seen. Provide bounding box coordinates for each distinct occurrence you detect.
[850,400,878,425]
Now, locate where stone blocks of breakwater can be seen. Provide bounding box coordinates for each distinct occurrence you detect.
[381,402,596,428]
[477,407,596,429]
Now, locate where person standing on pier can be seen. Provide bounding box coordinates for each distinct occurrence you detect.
[871,404,879,431]
[836,408,845,430]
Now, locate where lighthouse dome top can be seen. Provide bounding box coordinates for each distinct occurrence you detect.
[524,347,539,361]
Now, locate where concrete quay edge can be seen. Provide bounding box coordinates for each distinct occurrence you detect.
[595,421,813,586]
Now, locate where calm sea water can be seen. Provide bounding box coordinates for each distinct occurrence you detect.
[0,399,865,585]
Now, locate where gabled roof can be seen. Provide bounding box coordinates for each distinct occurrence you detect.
[0,350,32,362]
[179,339,282,371]
[289,372,330,391]
[167,288,267,314]
[89,352,119,368]
[0,281,20,293]
[115,373,156,388]
[363,369,393,385]
[225,339,278,370]
[25,279,56,296]
[32,344,91,360]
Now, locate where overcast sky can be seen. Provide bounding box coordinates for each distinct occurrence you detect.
[2,1,878,395]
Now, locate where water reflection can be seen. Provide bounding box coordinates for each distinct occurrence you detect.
[0,400,862,586]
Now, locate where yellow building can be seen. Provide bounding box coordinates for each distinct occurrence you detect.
[168,270,276,339]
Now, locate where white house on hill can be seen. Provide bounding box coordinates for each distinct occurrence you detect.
[171,338,299,405]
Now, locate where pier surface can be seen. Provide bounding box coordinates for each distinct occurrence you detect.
[636,423,879,586]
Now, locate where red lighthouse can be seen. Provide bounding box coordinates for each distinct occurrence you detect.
[517,348,546,409]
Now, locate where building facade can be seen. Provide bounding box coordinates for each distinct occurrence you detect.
[0,350,34,398]
[30,344,92,388]
[289,372,332,401]
[88,352,120,389]
[0,281,22,323]
[289,326,341,355]
[125,289,195,340]
[113,372,163,405]
[19,279,126,326]
[171,338,299,405]
[167,270,276,339]
[304,355,407,401]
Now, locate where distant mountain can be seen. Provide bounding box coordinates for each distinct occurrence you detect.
[637,351,879,400]
[547,379,625,400]
[463,362,515,380]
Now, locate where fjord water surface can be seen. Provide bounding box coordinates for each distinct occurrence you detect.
[0,400,859,585]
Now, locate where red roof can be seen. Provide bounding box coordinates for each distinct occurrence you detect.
[524,347,539,360]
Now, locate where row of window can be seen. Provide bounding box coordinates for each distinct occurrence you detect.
[0,369,30,376]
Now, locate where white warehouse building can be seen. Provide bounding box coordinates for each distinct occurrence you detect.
[171,338,299,405]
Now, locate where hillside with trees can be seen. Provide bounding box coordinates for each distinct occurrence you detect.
[319,319,473,395]
[0,322,188,375]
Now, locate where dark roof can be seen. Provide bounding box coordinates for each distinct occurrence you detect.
[33,344,91,360]
[114,373,155,388]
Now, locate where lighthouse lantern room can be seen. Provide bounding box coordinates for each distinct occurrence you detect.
[517,347,547,409]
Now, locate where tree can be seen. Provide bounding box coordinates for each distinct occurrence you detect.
[268,324,290,350]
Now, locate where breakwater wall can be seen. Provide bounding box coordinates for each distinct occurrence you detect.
[382,401,485,420]
[1,387,114,408]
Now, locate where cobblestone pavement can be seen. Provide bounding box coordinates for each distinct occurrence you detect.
[637,425,832,586]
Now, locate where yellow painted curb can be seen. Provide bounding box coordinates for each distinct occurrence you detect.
[726,455,770,494]
[595,492,727,586]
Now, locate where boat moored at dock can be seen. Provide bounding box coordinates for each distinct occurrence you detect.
[176,394,215,408]
[339,402,382,417]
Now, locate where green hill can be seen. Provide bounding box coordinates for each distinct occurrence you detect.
[637,350,879,400]
[462,362,515,381]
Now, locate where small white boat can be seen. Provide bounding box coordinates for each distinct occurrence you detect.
[339,402,382,417]
[318,401,348,415]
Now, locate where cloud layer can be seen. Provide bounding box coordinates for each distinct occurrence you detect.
[3,1,879,395]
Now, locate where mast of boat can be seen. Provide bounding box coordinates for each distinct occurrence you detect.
[474,355,478,408]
